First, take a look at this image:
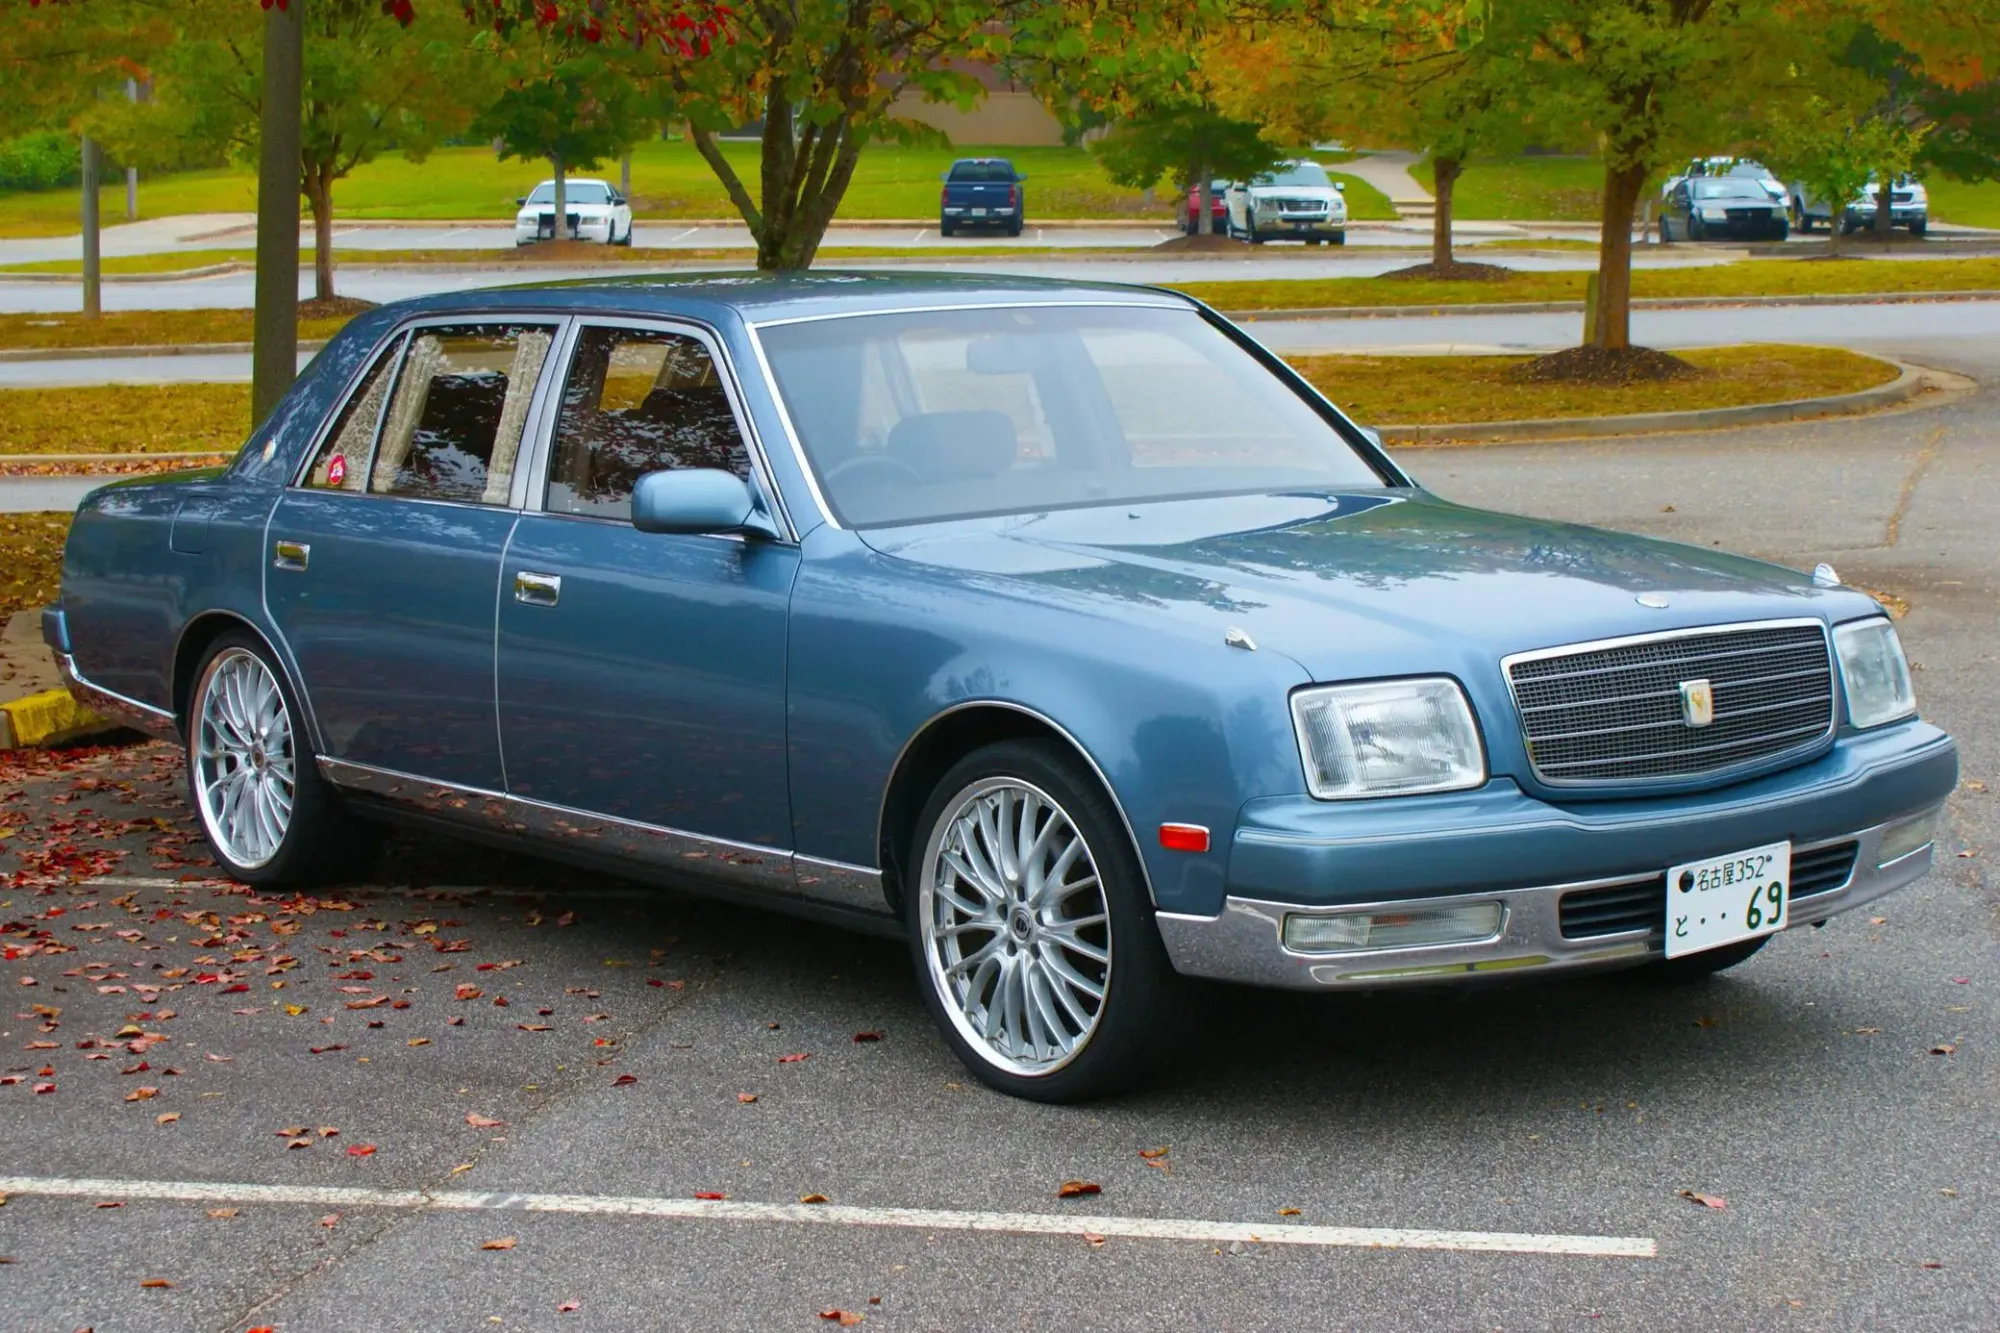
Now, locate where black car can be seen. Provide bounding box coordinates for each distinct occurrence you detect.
[1661,176,1789,242]
[940,158,1025,237]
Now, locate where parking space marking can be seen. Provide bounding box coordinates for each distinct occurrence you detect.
[0,1176,1655,1258]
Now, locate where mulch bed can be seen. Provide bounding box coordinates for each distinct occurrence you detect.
[1510,345,1704,386]
[1378,260,1515,282]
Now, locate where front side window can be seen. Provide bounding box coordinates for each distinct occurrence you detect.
[758,304,1385,528]
[302,333,402,490]
[544,325,749,520]
[371,323,557,505]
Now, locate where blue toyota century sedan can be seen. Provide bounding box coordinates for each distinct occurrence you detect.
[44,274,1956,1101]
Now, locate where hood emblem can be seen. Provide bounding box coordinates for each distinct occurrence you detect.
[1224,627,1258,652]
[1635,593,1670,609]
[1679,678,1715,728]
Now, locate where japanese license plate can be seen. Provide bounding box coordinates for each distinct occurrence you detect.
[1665,840,1790,959]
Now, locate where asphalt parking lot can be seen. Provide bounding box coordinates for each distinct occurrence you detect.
[1,336,1994,1332]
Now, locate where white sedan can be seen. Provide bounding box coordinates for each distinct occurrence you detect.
[513,178,634,246]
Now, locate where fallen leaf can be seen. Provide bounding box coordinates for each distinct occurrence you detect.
[455,984,483,1001]
[282,1004,306,1016]
[1951,977,1970,985]
[347,1144,377,1158]
[777,1052,810,1064]
[612,1073,638,1087]
[344,996,388,1010]
[1057,1180,1102,1199]
[407,1037,431,1047]
[800,1193,830,1204]
[156,1112,180,1126]
[481,1236,517,1251]
[95,1201,123,1209]
[693,1191,726,1200]
[1278,1207,1301,1217]
[286,1137,311,1149]
[466,1112,505,1129]
[736,1092,758,1104]
[207,1208,238,1219]
[1694,1015,1721,1029]
[139,1278,173,1289]
[1921,1261,1944,1270]
[517,1023,552,1032]
[32,1083,54,1095]
[558,1301,580,1313]
[1930,1043,1957,1055]
[1083,1231,1106,1248]
[852,1030,883,1043]
[1679,1190,1727,1210]
[318,1213,340,1229]
[125,1086,159,1102]
[817,1311,864,1326]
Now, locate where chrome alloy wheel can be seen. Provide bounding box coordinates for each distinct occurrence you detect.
[193,648,296,870]
[919,777,1112,1076]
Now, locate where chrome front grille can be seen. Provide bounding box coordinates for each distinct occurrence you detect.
[1507,622,1835,785]
[1269,197,1325,213]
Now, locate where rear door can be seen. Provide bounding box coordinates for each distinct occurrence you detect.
[265,317,563,792]
[495,319,800,868]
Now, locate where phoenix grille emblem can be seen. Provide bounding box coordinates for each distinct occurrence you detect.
[1679,678,1715,728]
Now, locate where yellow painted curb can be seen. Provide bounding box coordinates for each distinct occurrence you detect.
[0,688,114,749]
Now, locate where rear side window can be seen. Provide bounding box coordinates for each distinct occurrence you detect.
[544,325,750,521]
[302,334,402,490]
[370,323,557,504]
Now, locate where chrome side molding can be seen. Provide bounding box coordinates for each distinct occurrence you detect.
[53,653,179,742]
[317,756,887,914]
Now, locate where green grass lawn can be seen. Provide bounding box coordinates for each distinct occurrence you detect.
[1175,255,2000,311]
[0,141,1396,238]
[1420,154,1607,221]
[1926,179,2000,229]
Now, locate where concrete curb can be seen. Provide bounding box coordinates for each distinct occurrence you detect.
[1377,354,1944,446]
[0,262,253,284]
[0,687,114,750]
[0,341,328,364]
[1231,290,2000,322]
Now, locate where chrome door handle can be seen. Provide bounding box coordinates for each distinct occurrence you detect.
[514,571,561,607]
[273,540,310,572]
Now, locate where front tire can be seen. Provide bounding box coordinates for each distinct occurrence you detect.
[187,632,374,888]
[907,740,1181,1102]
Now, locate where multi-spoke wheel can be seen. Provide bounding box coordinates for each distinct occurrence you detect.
[187,632,375,886]
[909,740,1183,1102]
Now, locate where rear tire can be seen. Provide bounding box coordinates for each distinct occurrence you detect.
[1643,935,1770,983]
[940,219,955,238]
[907,740,1182,1103]
[186,632,378,888]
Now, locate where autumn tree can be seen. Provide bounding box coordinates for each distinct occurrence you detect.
[1089,108,1286,235]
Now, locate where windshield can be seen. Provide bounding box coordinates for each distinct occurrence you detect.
[1253,161,1333,189]
[526,182,612,205]
[757,304,1386,528]
[1693,179,1768,199]
[949,161,1017,182]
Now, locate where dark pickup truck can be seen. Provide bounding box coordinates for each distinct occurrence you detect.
[940,158,1025,237]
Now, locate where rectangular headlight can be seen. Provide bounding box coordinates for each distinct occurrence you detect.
[1834,617,1916,729]
[1290,678,1485,799]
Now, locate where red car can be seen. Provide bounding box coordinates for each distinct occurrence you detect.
[1181,180,1229,233]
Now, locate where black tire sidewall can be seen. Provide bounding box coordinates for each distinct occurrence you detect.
[904,739,1180,1103]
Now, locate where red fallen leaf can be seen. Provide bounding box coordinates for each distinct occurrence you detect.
[1084,1232,1107,1248]
[1920,1261,1944,1270]
[1679,1190,1728,1209]
[391,1000,411,1010]
[1056,1180,1102,1199]
[611,1074,639,1087]
[344,996,388,1010]
[799,1193,830,1204]
[333,971,373,981]
[465,1112,505,1128]
[448,1017,465,1027]
[818,1310,864,1326]
[558,1300,580,1313]
[476,960,523,972]
[221,984,249,994]
[309,1044,348,1055]
[139,1278,174,1289]
[95,1201,123,1208]
[1951,978,1970,985]
[455,984,483,1001]
[318,1214,340,1228]
[556,912,575,927]
[481,1236,517,1251]
[693,1190,726,1200]
[317,1126,340,1138]
[33,1083,54,1095]
[852,1031,883,1043]
[777,1053,810,1064]
[123,1061,151,1074]
[737,1092,758,1103]
[347,1144,377,1157]
[646,978,665,988]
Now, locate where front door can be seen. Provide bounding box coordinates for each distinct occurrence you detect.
[266,319,561,792]
[496,321,799,860]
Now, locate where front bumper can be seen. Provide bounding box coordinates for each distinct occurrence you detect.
[1256,216,1345,237]
[1158,722,1955,989]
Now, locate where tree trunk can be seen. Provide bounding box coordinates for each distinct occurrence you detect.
[551,154,567,240]
[306,164,336,303]
[1873,170,1893,236]
[1196,158,1214,236]
[620,152,631,196]
[251,0,303,426]
[1431,155,1461,270]
[1591,161,1648,351]
[80,134,101,320]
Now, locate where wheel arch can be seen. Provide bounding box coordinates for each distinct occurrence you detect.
[875,701,1154,917]
[171,611,323,752]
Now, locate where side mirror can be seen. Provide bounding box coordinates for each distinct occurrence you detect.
[1014,175,1027,183]
[515,197,526,206]
[1356,424,1384,451]
[631,469,778,539]
[1334,181,1345,192]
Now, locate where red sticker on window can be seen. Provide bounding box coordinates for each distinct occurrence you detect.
[327,454,347,486]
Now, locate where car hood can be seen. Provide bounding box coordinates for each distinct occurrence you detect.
[1247,184,1343,204]
[519,203,614,215]
[859,491,1868,683]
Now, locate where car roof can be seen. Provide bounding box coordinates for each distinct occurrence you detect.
[532,178,612,187]
[364,270,1194,328]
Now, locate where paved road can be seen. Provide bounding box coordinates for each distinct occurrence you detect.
[0,335,1992,1331]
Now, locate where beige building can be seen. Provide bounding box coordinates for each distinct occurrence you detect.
[887,62,1067,147]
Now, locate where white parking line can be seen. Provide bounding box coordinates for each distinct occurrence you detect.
[0,1175,1655,1258]
[912,229,928,244]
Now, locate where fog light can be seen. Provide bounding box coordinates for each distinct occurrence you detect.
[1878,810,1939,867]
[1282,902,1504,954]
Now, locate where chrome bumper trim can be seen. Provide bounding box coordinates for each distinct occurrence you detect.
[52,652,178,742]
[1157,813,1940,990]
